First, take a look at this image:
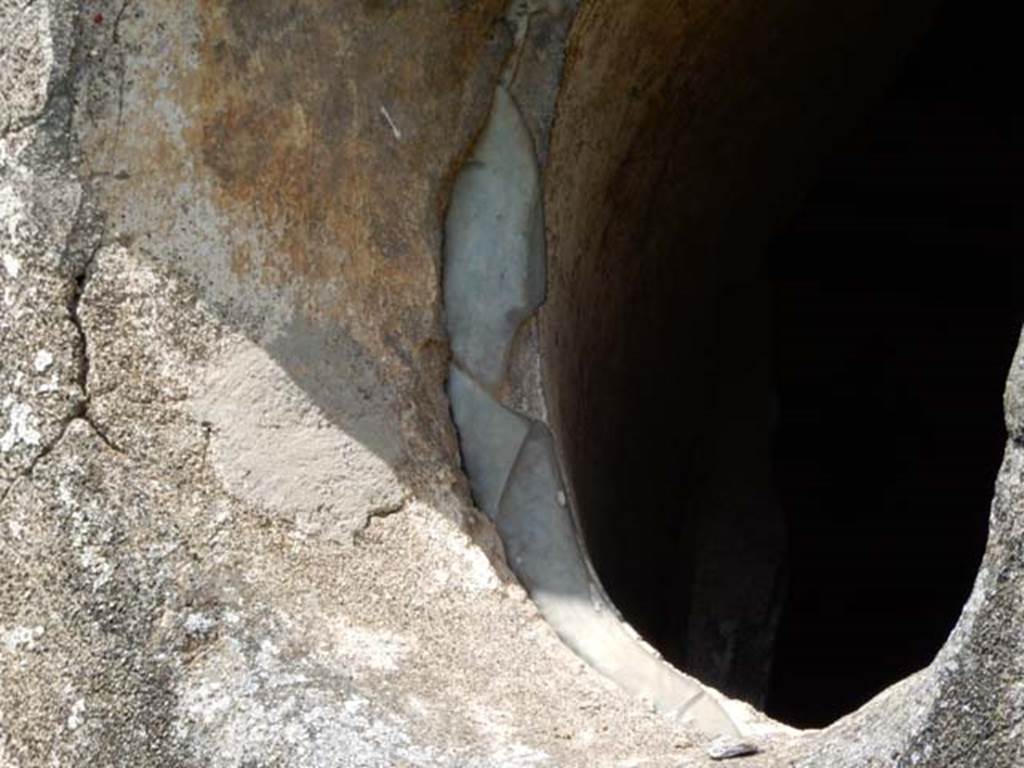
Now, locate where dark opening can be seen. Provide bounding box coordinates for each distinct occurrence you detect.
[760,3,1023,725]
[543,0,1022,728]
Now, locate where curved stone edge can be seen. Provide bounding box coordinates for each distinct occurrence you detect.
[496,421,741,740]
[442,8,748,748]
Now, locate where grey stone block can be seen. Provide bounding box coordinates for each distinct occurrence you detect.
[443,85,546,390]
[447,363,530,520]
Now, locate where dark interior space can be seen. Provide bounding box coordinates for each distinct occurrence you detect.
[759,2,1023,725]
[543,0,1022,729]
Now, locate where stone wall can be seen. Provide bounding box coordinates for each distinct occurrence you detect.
[2,1,1022,766]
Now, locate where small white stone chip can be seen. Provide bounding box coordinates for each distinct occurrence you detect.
[0,402,42,452]
[1,624,44,652]
[67,698,86,730]
[184,612,216,637]
[33,350,54,373]
[2,252,20,278]
[705,737,759,761]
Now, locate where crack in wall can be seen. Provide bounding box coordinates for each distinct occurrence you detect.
[0,248,123,509]
[93,0,133,172]
[0,2,127,508]
[354,499,409,539]
[0,415,71,508]
[66,245,123,455]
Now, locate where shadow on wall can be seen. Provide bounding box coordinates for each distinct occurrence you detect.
[85,0,520,529]
[188,0,508,480]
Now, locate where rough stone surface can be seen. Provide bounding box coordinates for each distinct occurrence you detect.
[0,0,82,496]
[2,1,1022,767]
[0,2,744,766]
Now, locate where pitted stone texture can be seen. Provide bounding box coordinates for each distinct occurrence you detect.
[1004,327,1024,445]
[7,0,1022,765]
[170,501,717,768]
[0,0,65,134]
[444,85,546,390]
[448,363,531,519]
[1,222,725,768]
[0,406,720,768]
[0,6,83,495]
[83,244,219,466]
[0,420,206,767]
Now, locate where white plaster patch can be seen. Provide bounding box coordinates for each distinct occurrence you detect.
[2,251,21,279]
[79,547,113,591]
[67,698,86,730]
[467,701,552,767]
[185,612,216,637]
[0,400,42,452]
[33,350,53,372]
[1,624,44,652]
[329,619,416,674]
[421,505,500,593]
[0,184,26,241]
[36,373,60,394]
[57,479,77,509]
[461,543,501,592]
[0,184,27,278]
[484,742,552,767]
[6,516,25,539]
[176,634,445,768]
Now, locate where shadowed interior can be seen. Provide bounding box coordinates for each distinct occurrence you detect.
[541,0,1020,726]
[759,3,1023,725]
